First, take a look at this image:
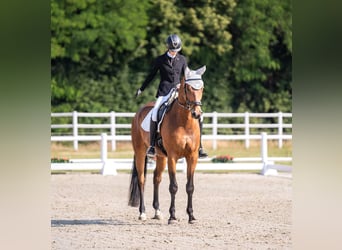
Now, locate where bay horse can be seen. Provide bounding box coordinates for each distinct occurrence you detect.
[128,66,206,224]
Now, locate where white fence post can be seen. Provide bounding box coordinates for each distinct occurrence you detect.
[278,112,283,148]
[212,111,218,150]
[72,111,78,150]
[261,132,277,176]
[244,112,250,148]
[101,133,107,163]
[101,133,117,175]
[110,111,116,151]
[261,132,268,166]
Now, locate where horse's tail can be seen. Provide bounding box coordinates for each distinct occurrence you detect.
[128,155,147,207]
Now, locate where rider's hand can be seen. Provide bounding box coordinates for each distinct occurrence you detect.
[135,88,142,98]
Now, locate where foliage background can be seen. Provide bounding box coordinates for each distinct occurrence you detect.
[51,0,292,114]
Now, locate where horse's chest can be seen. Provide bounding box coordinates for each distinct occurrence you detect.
[179,129,199,144]
[162,121,199,146]
[183,133,195,141]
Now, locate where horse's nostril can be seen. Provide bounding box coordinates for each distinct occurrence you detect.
[191,111,201,119]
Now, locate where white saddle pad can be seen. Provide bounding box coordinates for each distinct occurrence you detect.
[141,110,152,132]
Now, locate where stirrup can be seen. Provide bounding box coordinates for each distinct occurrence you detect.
[146,146,156,157]
[198,148,208,159]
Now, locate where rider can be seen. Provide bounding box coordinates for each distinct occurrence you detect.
[135,34,208,159]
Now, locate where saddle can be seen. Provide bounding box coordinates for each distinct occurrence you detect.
[141,88,178,156]
[156,88,178,131]
[141,88,178,132]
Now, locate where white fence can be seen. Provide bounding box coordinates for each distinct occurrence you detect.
[51,111,292,150]
[51,133,292,177]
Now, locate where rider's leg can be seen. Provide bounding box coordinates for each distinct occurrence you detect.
[146,119,157,157]
[146,96,164,157]
[198,115,208,158]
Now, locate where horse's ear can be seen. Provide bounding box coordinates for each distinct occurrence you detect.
[196,65,206,75]
[185,66,191,77]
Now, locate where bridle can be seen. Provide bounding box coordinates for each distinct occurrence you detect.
[177,80,203,119]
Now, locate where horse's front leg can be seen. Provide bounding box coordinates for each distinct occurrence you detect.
[186,155,198,224]
[152,156,167,220]
[167,157,178,224]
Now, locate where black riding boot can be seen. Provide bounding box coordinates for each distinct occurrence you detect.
[198,119,208,158]
[146,120,157,157]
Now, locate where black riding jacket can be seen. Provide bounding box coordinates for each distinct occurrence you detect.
[140,52,187,98]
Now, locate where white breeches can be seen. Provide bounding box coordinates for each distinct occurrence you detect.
[151,91,173,121]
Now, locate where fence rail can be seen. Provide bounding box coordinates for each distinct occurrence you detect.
[51,133,292,177]
[51,111,292,150]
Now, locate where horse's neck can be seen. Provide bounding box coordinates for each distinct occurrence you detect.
[177,89,186,106]
[171,101,195,125]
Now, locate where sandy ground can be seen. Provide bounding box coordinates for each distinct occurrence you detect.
[51,172,292,249]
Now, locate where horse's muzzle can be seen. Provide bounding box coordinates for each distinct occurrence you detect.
[191,111,201,119]
[191,107,202,119]
[186,100,202,119]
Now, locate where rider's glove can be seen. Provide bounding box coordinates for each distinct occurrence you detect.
[135,88,142,98]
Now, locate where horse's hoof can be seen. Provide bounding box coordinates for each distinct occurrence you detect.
[139,213,147,221]
[188,219,197,224]
[152,214,162,220]
[152,210,163,220]
[188,215,197,224]
[168,218,179,225]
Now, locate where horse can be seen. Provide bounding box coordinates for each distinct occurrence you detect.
[128,65,206,224]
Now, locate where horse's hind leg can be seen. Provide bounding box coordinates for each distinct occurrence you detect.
[136,153,147,221]
[152,156,166,220]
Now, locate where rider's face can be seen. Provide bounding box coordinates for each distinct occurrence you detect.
[168,50,178,56]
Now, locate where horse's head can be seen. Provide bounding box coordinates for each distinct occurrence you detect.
[178,66,206,119]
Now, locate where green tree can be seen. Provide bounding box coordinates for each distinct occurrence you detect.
[228,0,292,112]
[180,0,236,112]
[134,0,236,112]
[51,0,149,112]
[51,0,292,114]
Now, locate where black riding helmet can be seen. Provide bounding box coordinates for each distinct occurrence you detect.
[166,34,182,52]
